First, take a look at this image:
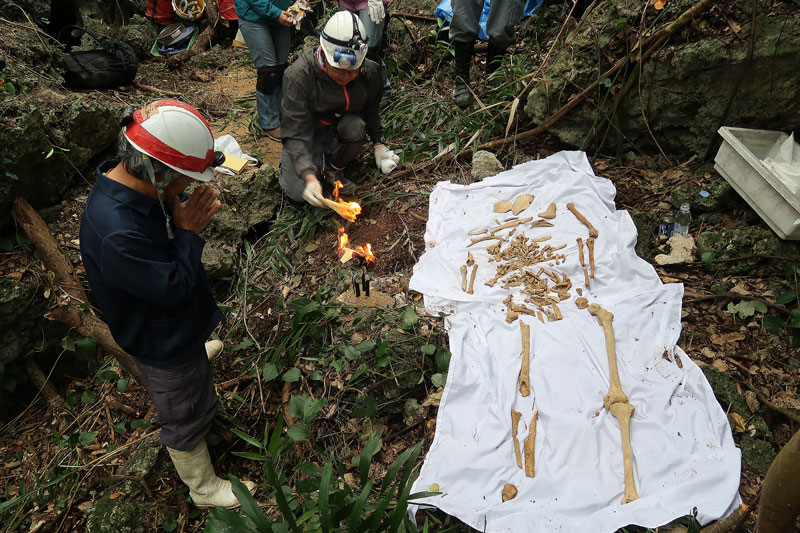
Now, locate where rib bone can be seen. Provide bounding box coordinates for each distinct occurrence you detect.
[519,321,530,397]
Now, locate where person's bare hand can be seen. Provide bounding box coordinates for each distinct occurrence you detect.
[173,185,221,234]
[278,11,294,26]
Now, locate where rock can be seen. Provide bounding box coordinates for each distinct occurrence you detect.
[0,277,67,366]
[86,496,147,533]
[86,434,160,533]
[188,45,230,70]
[627,210,658,260]
[385,19,422,70]
[471,150,504,181]
[524,5,800,157]
[669,179,740,213]
[402,398,425,427]
[117,15,158,60]
[739,434,777,475]
[201,165,282,279]
[654,234,696,265]
[697,226,800,275]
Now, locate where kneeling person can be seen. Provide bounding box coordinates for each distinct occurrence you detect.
[279,10,400,206]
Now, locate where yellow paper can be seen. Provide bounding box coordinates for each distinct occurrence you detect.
[220,152,249,174]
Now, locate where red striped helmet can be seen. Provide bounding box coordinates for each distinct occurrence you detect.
[123,99,215,182]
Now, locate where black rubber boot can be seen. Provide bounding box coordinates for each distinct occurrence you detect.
[486,40,507,78]
[452,40,474,109]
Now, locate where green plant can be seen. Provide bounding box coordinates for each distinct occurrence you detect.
[762,264,800,347]
[207,433,431,532]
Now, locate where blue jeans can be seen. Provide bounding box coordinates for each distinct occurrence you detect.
[353,9,392,97]
[238,19,291,130]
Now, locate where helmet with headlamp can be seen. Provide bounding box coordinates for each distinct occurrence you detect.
[320,11,369,70]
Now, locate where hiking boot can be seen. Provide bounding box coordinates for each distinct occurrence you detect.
[323,167,357,197]
[452,40,475,109]
[452,77,471,109]
[264,127,281,142]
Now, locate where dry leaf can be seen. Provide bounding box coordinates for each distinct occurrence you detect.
[712,359,728,372]
[654,0,665,9]
[729,412,746,433]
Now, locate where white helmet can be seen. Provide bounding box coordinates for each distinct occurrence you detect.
[122,99,216,182]
[320,11,369,70]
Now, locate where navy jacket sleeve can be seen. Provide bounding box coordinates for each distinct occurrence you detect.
[99,227,205,308]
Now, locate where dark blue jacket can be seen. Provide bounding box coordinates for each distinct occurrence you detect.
[79,161,222,368]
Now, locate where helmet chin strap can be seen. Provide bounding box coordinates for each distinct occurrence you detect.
[143,154,175,240]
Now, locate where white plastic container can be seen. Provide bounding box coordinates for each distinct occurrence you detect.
[715,126,800,240]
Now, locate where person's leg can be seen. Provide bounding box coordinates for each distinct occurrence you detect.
[271,24,292,133]
[356,9,391,98]
[279,149,310,203]
[485,0,525,74]
[321,113,366,195]
[449,0,482,108]
[136,350,255,508]
[238,19,281,133]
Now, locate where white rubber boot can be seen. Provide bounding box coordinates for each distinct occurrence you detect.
[205,340,224,362]
[167,440,255,509]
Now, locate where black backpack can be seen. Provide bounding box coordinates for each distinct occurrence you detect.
[60,26,138,90]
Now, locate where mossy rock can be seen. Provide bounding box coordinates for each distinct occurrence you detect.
[628,210,658,261]
[697,226,800,275]
[86,496,148,533]
[117,15,158,60]
[188,45,230,70]
[701,365,751,418]
[669,179,740,213]
[739,434,776,475]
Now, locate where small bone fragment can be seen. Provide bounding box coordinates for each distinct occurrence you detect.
[469,229,488,236]
[467,252,475,266]
[466,264,478,294]
[575,297,589,309]
[587,237,596,279]
[494,200,512,213]
[502,216,519,223]
[537,311,544,323]
[490,217,533,234]
[566,203,599,238]
[502,484,518,502]
[588,304,628,409]
[506,309,519,323]
[519,321,531,397]
[610,402,639,504]
[460,265,468,291]
[577,288,583,296]
[531,219,554,228]
[584,269,590,288]
[538,203,557,219]
[511,194,535,215]
[524,411,538,478]
[531,236,552,242]
[468,235,505,247]
[511,409,523,469]
[552,302,562,320]
[577,238,585,267]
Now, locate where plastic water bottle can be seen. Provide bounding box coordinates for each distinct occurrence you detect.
[674,203,692,236]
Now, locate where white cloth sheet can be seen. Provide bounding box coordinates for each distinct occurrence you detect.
[408,152,741,532]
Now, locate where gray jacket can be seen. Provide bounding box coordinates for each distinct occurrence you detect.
[281,48,385,180]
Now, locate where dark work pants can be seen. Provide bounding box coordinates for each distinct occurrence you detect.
[136,347,218,451]
[279,113,367,202]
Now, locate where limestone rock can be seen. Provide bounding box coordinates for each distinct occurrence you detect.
[471,150,504,181]
[654,234,696,265]
[86,496,147,533]
[117,15,158,59]
[201,164,281,279]
[698,226,800,275]
[403,398,425,427]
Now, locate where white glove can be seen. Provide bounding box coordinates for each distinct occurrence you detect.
[302,179,325,207]
[367,0,385,25]
[373,143,400,175]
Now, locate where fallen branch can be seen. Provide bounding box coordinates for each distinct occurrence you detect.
[24,358,67,415]
[12,198,142,383]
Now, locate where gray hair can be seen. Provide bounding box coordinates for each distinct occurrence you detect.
[117,130,180,183]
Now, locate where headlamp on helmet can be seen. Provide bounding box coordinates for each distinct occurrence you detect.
[320,11,369,70]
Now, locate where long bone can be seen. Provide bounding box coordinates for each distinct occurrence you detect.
[587,237,596,279]
[519,321,530,397]
[588,303,638,504]
[566,203,599,238]
[524,410,538,478]
[511,409,523,469]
